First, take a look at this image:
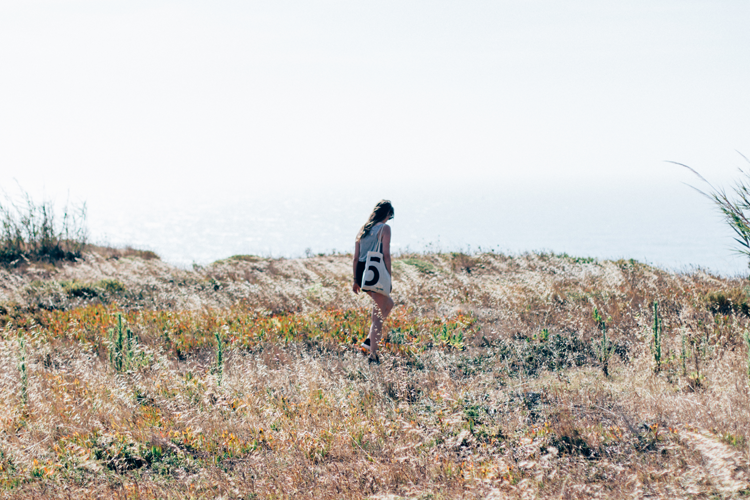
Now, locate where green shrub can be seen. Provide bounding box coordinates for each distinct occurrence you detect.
[0,189,87,266]
[216,254,262,264]
[401,258,436,274]
[548,409,596,458]
[722,432,747,449]
[388,328,407,345]
[88,245,160,261]
[24,280,68,310]
[555,252,597,264]
[486,332,593,376]
[61,279,126,299]
[61,281,99,298]
[449,252,479,273]
[97,279,127,294]
[704,288,750,315]
[117,247,159,261]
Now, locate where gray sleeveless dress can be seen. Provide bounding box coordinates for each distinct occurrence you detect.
[358,223,385,262]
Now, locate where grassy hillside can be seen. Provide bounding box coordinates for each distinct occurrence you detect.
[0,250,749,498]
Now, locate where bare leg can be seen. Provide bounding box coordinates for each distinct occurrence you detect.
[366,292,394,358]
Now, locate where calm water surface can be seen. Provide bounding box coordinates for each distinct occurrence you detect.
[84,176,746,276]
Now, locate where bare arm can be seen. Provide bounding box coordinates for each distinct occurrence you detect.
[352,240,361,294]
[381,225,391,275]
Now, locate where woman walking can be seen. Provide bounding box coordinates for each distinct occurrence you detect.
[352,200,394,363]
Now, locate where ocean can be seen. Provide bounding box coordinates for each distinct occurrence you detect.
[84,175,746,276]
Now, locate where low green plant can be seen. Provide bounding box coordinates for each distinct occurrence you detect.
[685,329,712,389]
[212,254,261,265]
[463,404,483,434]
[107,314,145,372]
[449,252,478,273]
[743,330,750,381]
[722,432,746,449]
[215,331,224,386]
[18,333,28,408]
[62,279,126,300]
[677,157,750,264]
[61,280,99,299]
[593,307,613,377]
[401,258,436,274]
[388,328,408,345]
[97,279,126,294]
[539,328,549,342]
[556,252,597,264]
[434,324,464,350]
[652,301,663,373]
[681,329,688,377]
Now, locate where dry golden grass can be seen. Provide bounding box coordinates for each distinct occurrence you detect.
[0,251,749,498]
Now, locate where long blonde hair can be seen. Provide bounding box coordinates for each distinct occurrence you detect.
[356,200,394,241]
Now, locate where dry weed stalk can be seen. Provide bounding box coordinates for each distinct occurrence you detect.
[0,251,747,497]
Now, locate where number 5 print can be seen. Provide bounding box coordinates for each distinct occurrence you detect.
[364,256,381,286]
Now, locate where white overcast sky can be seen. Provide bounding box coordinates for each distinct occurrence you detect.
[2,0,749,196]
[1,0,750,274]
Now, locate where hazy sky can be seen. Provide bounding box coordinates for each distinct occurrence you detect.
[1,1,750,270]
[2,0,749,194]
